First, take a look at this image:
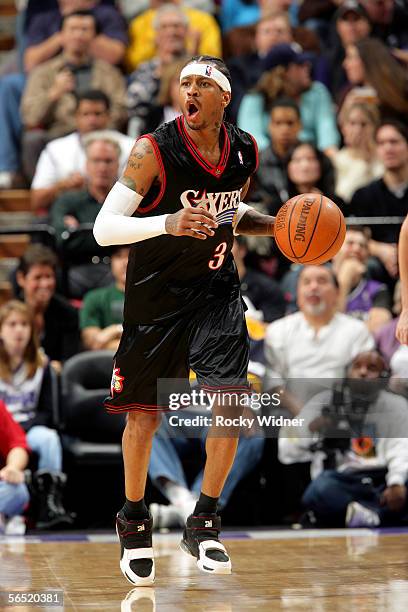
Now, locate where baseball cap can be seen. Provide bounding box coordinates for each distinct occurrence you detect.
[335,0,369,20]
[262,43,314,72]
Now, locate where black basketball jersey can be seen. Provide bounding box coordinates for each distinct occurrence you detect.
[124,117,258,325]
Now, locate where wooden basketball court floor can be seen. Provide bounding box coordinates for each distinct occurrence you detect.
[1,527,408,611]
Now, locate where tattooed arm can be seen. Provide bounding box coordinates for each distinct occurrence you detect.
[119,137,159,197]
[93,137,217,246]
[235,208,275,236]
[234,179,275,236]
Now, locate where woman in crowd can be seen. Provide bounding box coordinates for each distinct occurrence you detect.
[341,37,408,125]
[333,102,383,203]
[0,300,73,529]
[286,141,338,202]
[279,142,341,306]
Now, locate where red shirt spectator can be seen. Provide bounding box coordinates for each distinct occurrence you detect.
[0,400,29,470]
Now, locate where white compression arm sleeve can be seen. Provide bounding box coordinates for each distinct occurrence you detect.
[233,202,253,236]
[93,181,169,246]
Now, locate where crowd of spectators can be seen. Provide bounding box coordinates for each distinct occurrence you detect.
[0,0,408,533]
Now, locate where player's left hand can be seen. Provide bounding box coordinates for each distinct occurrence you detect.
[380,484,407,512]
[165,208,218,240]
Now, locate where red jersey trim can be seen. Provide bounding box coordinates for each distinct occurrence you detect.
[177,116,230,179]
[136,134,167,214]
[248,133,259,173]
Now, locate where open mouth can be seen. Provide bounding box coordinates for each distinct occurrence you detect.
[187,102,199,119]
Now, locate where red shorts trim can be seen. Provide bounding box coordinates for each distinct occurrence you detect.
[105,400,170,414]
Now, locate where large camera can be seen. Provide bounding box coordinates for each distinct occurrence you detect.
[310,382,374,469]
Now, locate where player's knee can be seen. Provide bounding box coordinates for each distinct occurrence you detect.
[126,412,162,437]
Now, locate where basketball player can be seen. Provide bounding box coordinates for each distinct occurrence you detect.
[93,55,275,585]
[397,215,408,344]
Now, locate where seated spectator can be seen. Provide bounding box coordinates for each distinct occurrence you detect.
[223,10,321,63]
[389,344,408,396]
[333,227,392,332]
[0,301,73,529]
[251,98,301,213]
[360,0,408,49]
[375,281,402,362]
[340,37,408,125]
[0,0,127,189]
[20,10,127,173]
[31,90,133,212]
[349,121,408,284]
[232,238,286,322]
[80,246,129,351]
[24,0,127,72]
[252,135,340,292]
[279,350,408,528]
[50,137,120,298]
[0,400,30,535]
[264,265,374,414]
[333,102,383,203]
[227,12,293,121]
[238,43,340,155]
[125,0,221,73]
[127,5,188,138]
[15,245,80,368]
[324,0,372,98]
[286,142,338,204]
[148,408,264,529]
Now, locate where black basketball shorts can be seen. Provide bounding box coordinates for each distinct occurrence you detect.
[105,295,250,413]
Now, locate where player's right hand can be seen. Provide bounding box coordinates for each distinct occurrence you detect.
[165,208,218,240]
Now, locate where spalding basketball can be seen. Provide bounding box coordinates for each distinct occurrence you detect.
[274,193,346,265]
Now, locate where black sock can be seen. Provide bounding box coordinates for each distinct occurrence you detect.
[194,492,218,515]
[122,497,149,520]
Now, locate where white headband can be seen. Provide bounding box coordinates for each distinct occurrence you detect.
[180,63,231,93]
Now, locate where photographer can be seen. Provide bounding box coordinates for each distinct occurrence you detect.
[279,350,408,527]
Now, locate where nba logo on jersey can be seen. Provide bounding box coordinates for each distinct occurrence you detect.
[238,151,243,165]
[205,65,213,77]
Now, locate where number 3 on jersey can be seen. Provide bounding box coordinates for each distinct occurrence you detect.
[209,242,227,270]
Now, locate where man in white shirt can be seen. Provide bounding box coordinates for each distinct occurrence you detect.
[31,89,133,212]
[264,265,374,414]
[278,350,408,527]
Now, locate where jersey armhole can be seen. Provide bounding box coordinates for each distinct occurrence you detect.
[136,134,167,214]
[249,133,259,173]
